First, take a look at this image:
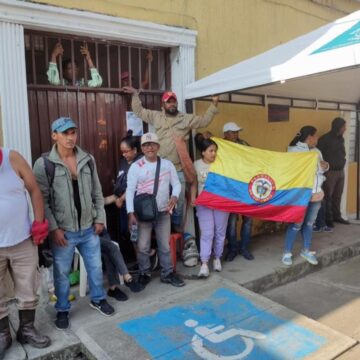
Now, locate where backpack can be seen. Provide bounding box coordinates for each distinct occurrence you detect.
[41,152,94,187]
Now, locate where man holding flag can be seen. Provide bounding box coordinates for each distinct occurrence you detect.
[222,122,254,262]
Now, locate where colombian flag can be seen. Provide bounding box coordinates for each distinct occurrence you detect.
[195,138,318,223]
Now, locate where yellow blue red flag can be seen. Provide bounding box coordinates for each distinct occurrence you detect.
[195,138,318,223]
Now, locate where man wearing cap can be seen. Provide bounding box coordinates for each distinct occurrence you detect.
[122,85,219,231]
[0,148,51,357]
[33,117,114,330]
[223,122,254,262]
[126,132,185,287]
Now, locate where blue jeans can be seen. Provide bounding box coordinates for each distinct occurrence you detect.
[226,213,252,253]
[171,171,186,227]
[284,201,322,253]
[52,227,106,312]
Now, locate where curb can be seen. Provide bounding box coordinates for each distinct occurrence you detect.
[242,240,360,294]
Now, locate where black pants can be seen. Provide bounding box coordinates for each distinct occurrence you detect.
[323,170,345,224]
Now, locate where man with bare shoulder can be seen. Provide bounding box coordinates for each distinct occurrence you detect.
[0,148,51,358]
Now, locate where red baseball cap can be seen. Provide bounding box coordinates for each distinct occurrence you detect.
[162,91,177,102]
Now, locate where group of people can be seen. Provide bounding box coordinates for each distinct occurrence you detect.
[0,79,349,358]
[46,42,153,89]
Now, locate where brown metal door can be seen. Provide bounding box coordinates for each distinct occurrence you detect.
[28,85,162,258]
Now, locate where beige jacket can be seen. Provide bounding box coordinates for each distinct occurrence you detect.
[132,93,219,170]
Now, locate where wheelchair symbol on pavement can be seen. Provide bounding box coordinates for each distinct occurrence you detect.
[185,319,266,360]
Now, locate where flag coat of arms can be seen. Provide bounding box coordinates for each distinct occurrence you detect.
[195,138,318,223]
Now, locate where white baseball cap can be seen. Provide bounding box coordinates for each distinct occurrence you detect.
[223,122,242,133]
[141,132,160,145]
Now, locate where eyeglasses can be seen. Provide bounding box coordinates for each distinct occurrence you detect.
[142,142,157,148]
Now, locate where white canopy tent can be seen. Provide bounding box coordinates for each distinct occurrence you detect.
[185,10,360,111]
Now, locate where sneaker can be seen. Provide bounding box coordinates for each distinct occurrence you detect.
[322,226,334,233]
[55,312,69,330]
[125,278,144,293]
[225,251,237,262]
[240,249,254,261]
[138,273,151,287]
[312,225,322,232]
[107,287,128,301]
[161,272,185,287]
[282,253,292,266]
[90,299,115,316]
[213,258,222,272]
[198,263,210,278]
[300,250,318,265]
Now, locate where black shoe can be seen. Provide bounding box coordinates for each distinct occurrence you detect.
[326,221,335,228]
[125,279,144,293]
[225,251,237,262]
[161,272,185,287]
[240,249,254,260]
[334,218,350,225]
[138,273,151,287]
[90,299,115,316]
[55,312,69,330]
[107,287,128,301]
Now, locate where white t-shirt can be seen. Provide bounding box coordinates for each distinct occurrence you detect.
[194,159,211,195]
[126,157,181,213]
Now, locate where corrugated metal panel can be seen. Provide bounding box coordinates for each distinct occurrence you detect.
[0,21,31,163]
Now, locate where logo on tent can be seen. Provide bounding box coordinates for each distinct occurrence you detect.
[312,20,360,54]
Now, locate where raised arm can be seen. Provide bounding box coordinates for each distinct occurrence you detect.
[47,42,64,85]
[185,96,219,129]
[80,44,103,87]
[122,86,157,124]
[141,50,153,90]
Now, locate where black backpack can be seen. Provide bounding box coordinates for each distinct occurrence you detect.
[41,152,94,187]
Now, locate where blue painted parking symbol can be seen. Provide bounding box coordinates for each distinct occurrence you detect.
[118,288,326,359]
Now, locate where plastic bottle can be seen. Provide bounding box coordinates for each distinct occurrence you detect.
[130,224,138,242]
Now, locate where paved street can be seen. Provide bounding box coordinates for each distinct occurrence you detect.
[264,255,360,359]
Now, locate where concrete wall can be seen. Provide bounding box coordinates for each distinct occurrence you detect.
[28,0,360,216]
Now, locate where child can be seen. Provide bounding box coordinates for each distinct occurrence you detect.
[191,139,230,278]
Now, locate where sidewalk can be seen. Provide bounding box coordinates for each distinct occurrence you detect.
[3,222,360,359]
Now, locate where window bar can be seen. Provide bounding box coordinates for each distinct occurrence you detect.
[118,45,122,88]
[44,36,49,69]
[165,49,171,90]
[128,46,132,87]
[148,49,152,90]
[95,42,99,72]
[58,37,63,83]
[31,34,37,85]
[138,48,142,90]
[71,39,75,86]
[107,44,111,88]
[83,41,88,85]
[157,49,161,90]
